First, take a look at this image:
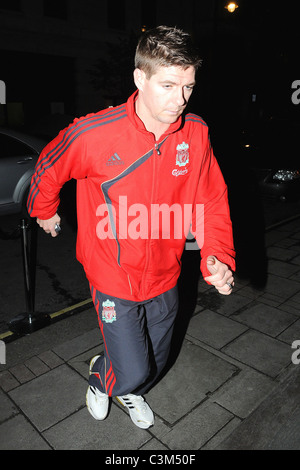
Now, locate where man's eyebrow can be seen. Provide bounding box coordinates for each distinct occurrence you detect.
[159,80,196,86]
[159,79,177,84]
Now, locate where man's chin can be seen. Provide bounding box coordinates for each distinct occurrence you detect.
[160,113,181,124]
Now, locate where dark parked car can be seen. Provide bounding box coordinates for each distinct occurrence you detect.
[240,119,300,202]
[0,128,46,216]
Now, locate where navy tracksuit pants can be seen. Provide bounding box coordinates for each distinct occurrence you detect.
[88,284,179,397]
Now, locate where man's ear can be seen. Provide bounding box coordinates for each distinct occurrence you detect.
[133,68,146,91]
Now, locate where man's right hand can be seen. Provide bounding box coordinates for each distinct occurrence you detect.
[36,213,61,237]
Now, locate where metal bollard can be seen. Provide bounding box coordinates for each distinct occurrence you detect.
[8,218,50,335]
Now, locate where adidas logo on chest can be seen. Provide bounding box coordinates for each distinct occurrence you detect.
[106,153,124,166]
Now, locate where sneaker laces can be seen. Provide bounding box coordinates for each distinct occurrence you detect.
[124,394,148,414]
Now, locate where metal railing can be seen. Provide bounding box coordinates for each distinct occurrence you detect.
[8,219,50,335]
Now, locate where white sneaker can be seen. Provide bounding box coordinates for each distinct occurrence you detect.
[86,355,109,420]
[86,385,109,420]
[116,394,154,429]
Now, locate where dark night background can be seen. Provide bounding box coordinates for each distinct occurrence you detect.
[1,0,300,289]
[1,0,299,129]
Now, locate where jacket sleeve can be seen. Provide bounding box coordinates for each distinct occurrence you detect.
[27,119,90,219]
[191,127,236,280]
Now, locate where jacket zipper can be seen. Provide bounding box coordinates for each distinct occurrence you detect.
[155,143,161,155]
[100,147,154,268]
[140,137,168,298]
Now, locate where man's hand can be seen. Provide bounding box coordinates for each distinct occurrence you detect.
[204,255,234,295]
[36,213,61,237]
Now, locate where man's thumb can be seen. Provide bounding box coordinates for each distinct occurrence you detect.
[206,256,217,274]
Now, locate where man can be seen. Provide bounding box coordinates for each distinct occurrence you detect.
[27,26,235,429]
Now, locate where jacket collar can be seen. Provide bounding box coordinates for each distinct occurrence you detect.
[126,90,182,140]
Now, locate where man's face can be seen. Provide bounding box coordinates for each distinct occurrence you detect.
[134,65,196,129]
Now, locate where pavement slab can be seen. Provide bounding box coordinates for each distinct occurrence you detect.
[160,400,234,450]
[231,302,298,337]
[186,309,248,349]
[221,330,292,378]
[216,366,300,450]
[8,364,87,432]
[0,414,51,450]
[212,368,275,418]
[43,404,151,450]
[147,339,237,424]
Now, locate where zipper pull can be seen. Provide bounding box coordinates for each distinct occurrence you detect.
[155,143,161,155]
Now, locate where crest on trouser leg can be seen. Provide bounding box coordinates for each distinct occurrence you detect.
[102,299,117,323]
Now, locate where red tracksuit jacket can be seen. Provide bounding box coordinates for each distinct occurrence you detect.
[27,91,235,301]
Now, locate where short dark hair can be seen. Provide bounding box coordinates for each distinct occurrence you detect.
[135,25,202,78]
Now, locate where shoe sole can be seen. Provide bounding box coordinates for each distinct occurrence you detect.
[116,396,154,429]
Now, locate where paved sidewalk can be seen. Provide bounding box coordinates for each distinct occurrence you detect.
[1,218,300,451]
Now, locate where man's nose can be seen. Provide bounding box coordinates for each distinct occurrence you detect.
[175,88,186,107]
